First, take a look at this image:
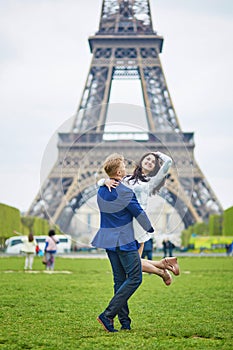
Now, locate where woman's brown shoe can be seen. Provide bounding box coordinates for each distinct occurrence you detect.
[162,269,172,286]
[162,257,180,276]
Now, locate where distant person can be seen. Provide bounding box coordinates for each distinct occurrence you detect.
[35,244,40,256]
[22,232,36,270]
[229,241,233,256]
[44,230,59,271]
[141,238,153,261]
[167,240,175,257]
[225,244,230,256]
[162,239,168,258]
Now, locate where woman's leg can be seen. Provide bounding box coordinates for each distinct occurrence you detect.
[138,243,179,284]
[141,259,172,286]
[29,254,34,270]
[50,254,55,270]
[46,252,51,270]
[24,254,29,269]
[143,257,180,276]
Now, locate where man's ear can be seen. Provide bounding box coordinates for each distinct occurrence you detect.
[116,168,123,177]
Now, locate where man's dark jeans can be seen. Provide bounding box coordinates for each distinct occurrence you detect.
[105,248,142,326]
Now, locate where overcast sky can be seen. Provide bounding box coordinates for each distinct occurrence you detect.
[0,0,233,213]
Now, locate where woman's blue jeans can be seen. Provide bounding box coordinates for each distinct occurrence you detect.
[105,248,142,325]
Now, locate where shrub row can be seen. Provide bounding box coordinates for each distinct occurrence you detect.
[181,206,233,247]
[0,203,61,239]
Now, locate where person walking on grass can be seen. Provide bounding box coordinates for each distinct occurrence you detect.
[22,232,36,270]
[98,151,180,286]
[92,153,154,332]
[142,237,153,261]
[44,229,59,271]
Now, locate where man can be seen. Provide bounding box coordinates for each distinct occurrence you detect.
[91,153,154,332]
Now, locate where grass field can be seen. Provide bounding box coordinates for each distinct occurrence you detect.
[0,256,232,349]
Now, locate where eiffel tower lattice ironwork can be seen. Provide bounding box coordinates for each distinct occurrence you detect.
[28,0,222,232]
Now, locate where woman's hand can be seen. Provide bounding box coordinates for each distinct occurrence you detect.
[153,151,160,157]
[105,178,119,192]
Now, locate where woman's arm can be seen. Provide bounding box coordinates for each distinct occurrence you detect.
[155,152,172,173]
[44,241,48,252]
[97,178,106,187]
[97,178,119,191]
[148,152,172,194]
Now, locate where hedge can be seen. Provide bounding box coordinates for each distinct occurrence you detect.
[209,214,223,236]
[21,216,50,235]
[223,206,233,236]
[0,203,21,238]
[181,206,233,247]
[188,222,209,236]
[0,203,60,240]
[181,227,192,247]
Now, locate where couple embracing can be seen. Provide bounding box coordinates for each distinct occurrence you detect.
[91,151,180,332]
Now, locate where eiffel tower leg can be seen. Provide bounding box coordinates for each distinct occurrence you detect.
[138,49,181,132]
[72,51,114,133]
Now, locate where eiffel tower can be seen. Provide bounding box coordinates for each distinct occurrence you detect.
[28,0,222,233]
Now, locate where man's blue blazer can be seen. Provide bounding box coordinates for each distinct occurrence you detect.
[91,181,154,250]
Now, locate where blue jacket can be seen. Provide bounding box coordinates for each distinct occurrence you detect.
[91,181,154,251]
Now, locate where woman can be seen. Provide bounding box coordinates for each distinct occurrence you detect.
[22,232,36,270]
[98,151,179,285]
[44,229,59,271]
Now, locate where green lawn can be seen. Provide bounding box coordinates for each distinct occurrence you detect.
[0,256,232,349]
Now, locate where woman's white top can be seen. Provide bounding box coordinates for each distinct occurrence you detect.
[123,152,172,210]
[98,152,172,243]
[21,238,37,254]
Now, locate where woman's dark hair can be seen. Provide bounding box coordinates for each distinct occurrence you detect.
[126,152,166,193]
[28,232,34,242]
[48,229,56,237]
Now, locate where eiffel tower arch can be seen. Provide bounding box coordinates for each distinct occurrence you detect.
[28,0,223,233]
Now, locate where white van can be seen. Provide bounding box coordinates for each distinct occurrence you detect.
[5,235,72,254]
